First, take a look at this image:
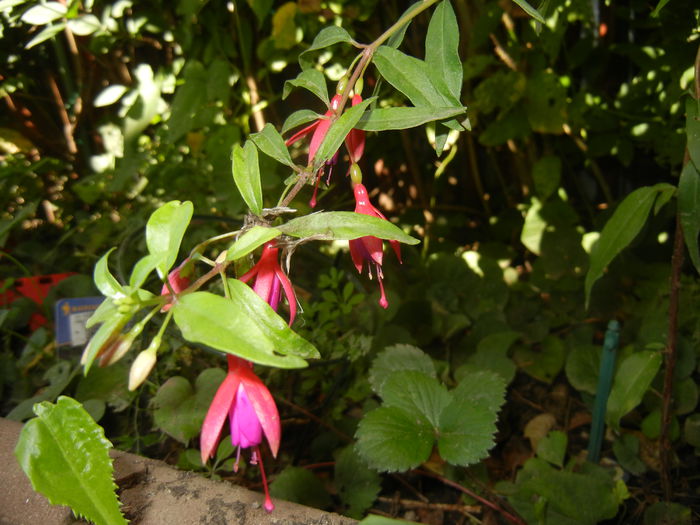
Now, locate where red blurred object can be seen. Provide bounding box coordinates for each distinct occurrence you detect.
[0,272,76,330]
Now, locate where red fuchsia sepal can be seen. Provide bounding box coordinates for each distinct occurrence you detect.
[160,259,193,312]
[238,240,297,325]
[345,94,366,163]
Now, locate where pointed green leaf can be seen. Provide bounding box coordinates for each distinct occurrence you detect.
[381,370,451,428]
[14,397,126,525]
[82,312,130,373]
[146,200,194,279]
[679,161,700,274]
[312,97,375,170]
[85,298,114,329]
[299,26,355,69]
[283,69,329,106]
[250,123,295,168]
[425,0,462,101]
[355,106,466,131]
[607,351,662,430]
[511,0,545,23]
[66,14,101,35]
[21,2,66,24]
[152,368,226,443]
[355,406,434,472]
[369,344,436,395]
[279,211,419,245]
[25,22,66,48]
[282,109,321,135]
[172,291,311,368]
[584,184,674,306]
[226,226,281,261]
[129,254,158,288]
[232,141,263,215]
[94,248,124,299]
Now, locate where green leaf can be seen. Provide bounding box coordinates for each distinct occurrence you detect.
[94,248,124,299]
[606,350,662,430]
[335,446,382,519]
[279,211,419,245]
[172,291,311,368]
[355,106,466,131]
[513,336,566,383]
[14,397,126,525]
[81,312,130,373]
[437,398,498,466]
[650,0,673,17]
[129,254,158,288]
[269,467,331,509]
[369,344,436,395]
[565,343,600,395]
[355,406,434,472]
[282,69,329,106]
[232,141,263,216]
[679,161,700,274]
[465,332,519,383]
[644,502,692,525]
[282,109,321,135]
[66,14,100,35]
[25,22,66,48]
[94,85,128,107]
[146,200,194,279]
[536,430,567,467]
[249,123,295,168]
[686,97,700,170]
[584,184,674,306]
[312,97,374,169]
[152,368,225,443]
[373,46,460,109]
[21,2,66,24]
[166,61,208,142]
[425,0,462,101]
[381,370,451,427]
[451,369,507,413]
[511,0,545,23]
[226,226,281,261]
[532,155,562,201]
[299,26,355,69]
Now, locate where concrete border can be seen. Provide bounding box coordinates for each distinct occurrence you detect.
[0,418,356,525]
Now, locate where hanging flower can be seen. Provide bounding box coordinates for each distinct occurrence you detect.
[238,240,297,325]
[200,355,280,512]
[348,164,402,309]
[345,93,366,163]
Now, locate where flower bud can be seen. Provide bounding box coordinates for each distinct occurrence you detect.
[349,163,363,186]
[128,338,160,391]
[335,75,349,96]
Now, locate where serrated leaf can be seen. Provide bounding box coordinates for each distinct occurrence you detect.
[152,368,226,443]
[335,446,382,519]
[282,109,321,135]
[14,397,126,525]
[381,370,451,427]
[437,398,498,466]
[679,161,700,274]
[369,344,436,394]
[312,97,374,170]
[425,0,462,101]
[299,26,354,69]
[172,291,312,368]
[21,2,66,24]
[226,226,281,261]
[232,141,263,215]
[146,200,193,280]
[355,106,466,131]
[584,184,674,306]
[94,248,124,299]
[451,369,507,413]
[269,467,331,509]
[25,22,65,48]
[250,122,295,168]
[607,350,662,430]
[282,69,329,106]
[355,406,434,472]
[94,85,128,107]
[511,0,545,23]
[279,211,419,245]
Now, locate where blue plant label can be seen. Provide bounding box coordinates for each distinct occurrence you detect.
[55,297,104,347]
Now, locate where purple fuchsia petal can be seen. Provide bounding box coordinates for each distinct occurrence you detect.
[239,367,281,457]
[229,384,264,449]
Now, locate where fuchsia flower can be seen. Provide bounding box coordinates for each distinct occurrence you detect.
[160,259,193,312]
[349,165,402,309]
[345,93,366,163]
[238,240,297,325]
[285,94,342,166]
[200,355,280,513]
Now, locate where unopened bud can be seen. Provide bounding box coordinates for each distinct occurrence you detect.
[349,163,363,186]
[336,76,348,96]
[128,338,160,391]
[353,77,363,96]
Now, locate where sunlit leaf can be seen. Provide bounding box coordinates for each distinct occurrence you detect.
[299,26,355,69]
[146,200,194,279]
[21,2,66,24]
[250,123,296,168]
[94,248,124,299]
[279,211,419,245]
[232,141,263,216]
[226,226,281,261]
[283,69,329,106]
[606,350,662,430]
[355,106,466,131]
[425,0,462,101]
[15,397,126,525]
[281,109,321,135]
[312,97,374,169]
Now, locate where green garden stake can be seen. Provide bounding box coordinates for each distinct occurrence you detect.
[587,320,620,463]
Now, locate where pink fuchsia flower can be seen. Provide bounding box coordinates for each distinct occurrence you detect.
[160,259,193,312]
[345,94,366,163]
[238,240,297,325]
[200,355,281,512]
[349,166,402,309]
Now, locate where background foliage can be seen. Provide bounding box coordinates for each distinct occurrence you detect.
[2,0,700,523]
